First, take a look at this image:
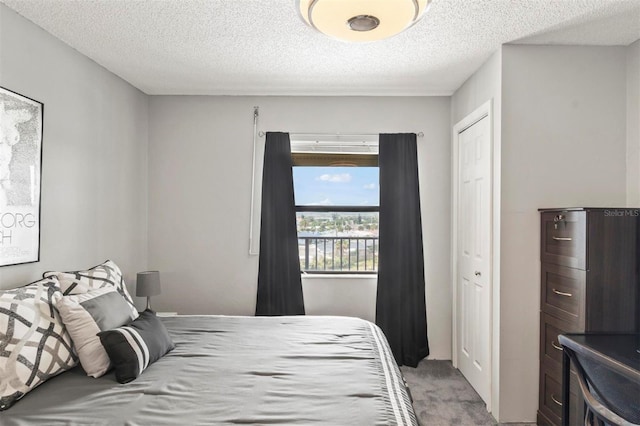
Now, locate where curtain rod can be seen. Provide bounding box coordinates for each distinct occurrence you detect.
[257,131,424,138]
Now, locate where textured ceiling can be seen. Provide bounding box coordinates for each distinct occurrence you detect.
[1,0,639,96]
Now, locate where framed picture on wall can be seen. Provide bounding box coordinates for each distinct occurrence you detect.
[0,86,43,267]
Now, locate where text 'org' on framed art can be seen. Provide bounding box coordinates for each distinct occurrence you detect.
[0,86,43,267]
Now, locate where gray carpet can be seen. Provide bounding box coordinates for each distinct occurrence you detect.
[401,360,514,426]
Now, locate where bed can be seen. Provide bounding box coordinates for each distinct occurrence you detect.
[1,313,417,425]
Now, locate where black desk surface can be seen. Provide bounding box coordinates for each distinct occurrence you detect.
[558,333,640,384]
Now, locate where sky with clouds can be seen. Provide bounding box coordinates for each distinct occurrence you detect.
[293,166,379,206]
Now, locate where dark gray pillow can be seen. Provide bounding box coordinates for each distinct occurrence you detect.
[98,310,175,384]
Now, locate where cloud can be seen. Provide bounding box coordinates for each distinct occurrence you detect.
[316,173,352,183]
[309,198,333,206]
[363,183,376,190]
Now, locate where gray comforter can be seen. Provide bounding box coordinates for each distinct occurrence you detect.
[1,315,417,425]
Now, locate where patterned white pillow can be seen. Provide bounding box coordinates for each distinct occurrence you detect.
[54,286,138,378]
[44,260,136,311]
[0,278,77,411]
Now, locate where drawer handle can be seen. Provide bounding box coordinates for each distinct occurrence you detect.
[552,236,573,241]
[551,341,563,351]
[551,394,563,406]
[552,288,573,297]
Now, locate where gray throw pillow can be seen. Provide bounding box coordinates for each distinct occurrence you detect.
[55,286,137,378]
[99,310,175,384]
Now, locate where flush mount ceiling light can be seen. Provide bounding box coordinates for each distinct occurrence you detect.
[299,0,431,42]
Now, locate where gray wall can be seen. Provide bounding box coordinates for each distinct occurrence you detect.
[0,5,148,296]
[302,275,376,322]
[147,95,454,359]
[627,40,640,206]
[499,44,628,422]
[452,44,629,422]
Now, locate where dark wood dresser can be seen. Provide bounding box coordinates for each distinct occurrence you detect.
[537,208,640,426]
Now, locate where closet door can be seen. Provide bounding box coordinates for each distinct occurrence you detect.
[456,114,492,405]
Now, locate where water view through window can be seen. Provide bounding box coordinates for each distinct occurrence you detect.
[293,166,379,273]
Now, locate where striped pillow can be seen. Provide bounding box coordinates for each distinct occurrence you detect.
[98,311,175,384]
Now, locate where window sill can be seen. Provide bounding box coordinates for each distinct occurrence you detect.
[301,273,377,279]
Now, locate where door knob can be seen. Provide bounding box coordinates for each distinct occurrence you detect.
[474,271,481,276]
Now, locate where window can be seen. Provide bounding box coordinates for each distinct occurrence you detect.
[292,149,379,274]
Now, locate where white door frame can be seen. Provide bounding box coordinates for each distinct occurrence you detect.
[451,99,494,412]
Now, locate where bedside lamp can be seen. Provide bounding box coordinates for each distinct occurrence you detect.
[136,271,161,311]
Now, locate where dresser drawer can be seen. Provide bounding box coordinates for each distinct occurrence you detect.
[538,363,583,426]
[540,313,583,367]
[539,364,564,423]
[541,263,585,326]
[541,211,587,269]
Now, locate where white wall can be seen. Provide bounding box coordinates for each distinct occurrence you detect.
[0,5,148,296]
[302,275,377,322]
[499,45,627,422]
[451,49,503,419]
[627,40,640,206]
[147,95,453,359]
[451,51,502,125]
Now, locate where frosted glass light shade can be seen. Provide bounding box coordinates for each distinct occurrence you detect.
[299,0,430,42]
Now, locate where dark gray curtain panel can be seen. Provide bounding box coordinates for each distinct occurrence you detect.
[376,133,429,367]
[255,132,305,316]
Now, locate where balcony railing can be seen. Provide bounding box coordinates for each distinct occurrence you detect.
[298,236,378,273]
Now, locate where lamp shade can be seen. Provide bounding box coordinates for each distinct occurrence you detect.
[136,271,161,297]
[299,0,431,42]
